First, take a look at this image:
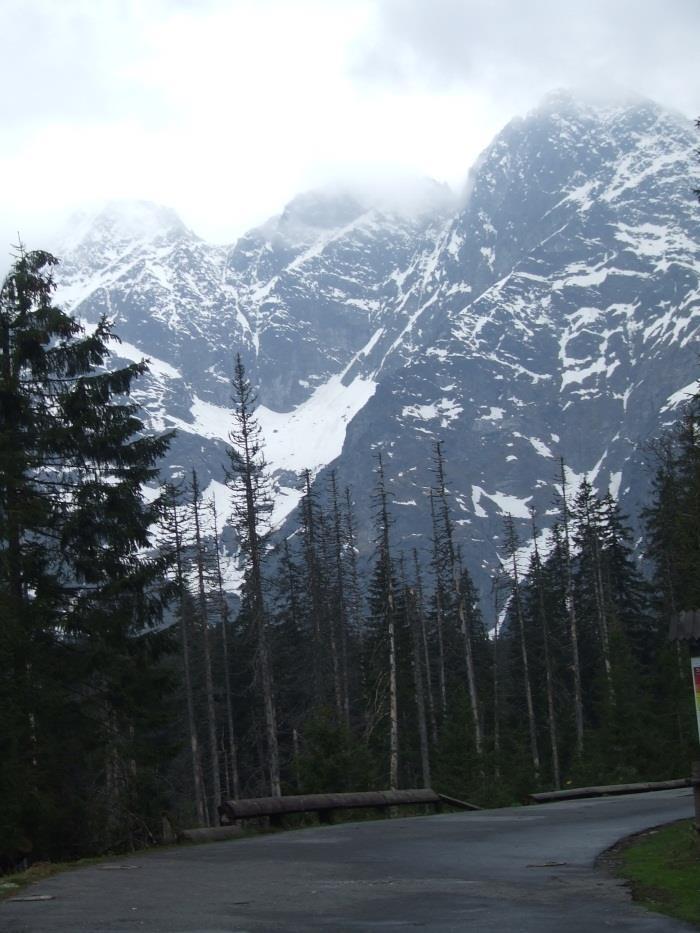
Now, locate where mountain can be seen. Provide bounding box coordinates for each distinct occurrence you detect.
[52,91,700,597]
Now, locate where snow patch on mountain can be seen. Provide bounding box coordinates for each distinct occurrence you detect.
[472,486,533,520]
[662,379,700,411]
[114,341,181,380]
[258,373,377,474]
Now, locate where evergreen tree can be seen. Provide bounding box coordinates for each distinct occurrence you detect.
[190,469,221,820]
[431,441,483,756]
[225,354,280,796]
[327,470,352,728]
[160,481,208,826]
[428,492,448,718]
[556,458,585,755]
[0,248,173,863]
[527,513,561,789]
[501,515,540,781]
[572,478,615,704]
[210,497,241,801]
[403,564,431,788]
[367,453,400,789]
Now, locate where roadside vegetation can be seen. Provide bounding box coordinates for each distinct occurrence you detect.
[615,821,700,927]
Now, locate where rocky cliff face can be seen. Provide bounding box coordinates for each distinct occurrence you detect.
[54,91,700,593]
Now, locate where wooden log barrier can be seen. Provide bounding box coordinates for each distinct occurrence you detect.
[218,788,479,826]
[529,777,691,804]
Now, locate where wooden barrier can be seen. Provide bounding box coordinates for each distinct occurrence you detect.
[218,788,479,826]
[529,778,691,804]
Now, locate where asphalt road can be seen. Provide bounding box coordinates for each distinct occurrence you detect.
[1,788,696,932]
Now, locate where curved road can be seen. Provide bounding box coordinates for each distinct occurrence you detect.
[2,788,695,932]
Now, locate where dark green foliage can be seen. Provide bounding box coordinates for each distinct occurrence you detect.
[0,249,174,866]
[296,708,375,794]
[645,404,700,617]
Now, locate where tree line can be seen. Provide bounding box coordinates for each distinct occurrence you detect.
[1,247,698,870]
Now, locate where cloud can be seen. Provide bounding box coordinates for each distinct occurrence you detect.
[0,0,696,260]
[0,1,154,128]
[354,0,700,115]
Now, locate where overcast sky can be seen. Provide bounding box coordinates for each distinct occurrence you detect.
[1,0,698,252]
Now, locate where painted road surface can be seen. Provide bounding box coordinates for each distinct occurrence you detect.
[1,788,695,932]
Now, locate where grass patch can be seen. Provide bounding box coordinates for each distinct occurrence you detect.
[614,820,700,927]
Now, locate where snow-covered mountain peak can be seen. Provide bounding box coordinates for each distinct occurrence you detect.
[277,189,367,239]
[55,200,190,263]
[48,92,699,592]
[528,87,669,123]
[274,178,453,246]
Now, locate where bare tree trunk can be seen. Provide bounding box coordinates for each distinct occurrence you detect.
[432,443,482,758]
[388,586,399,791]
[491,578,502,781]
[531,515,561,790]
[505,518,540,781]
[258,630,281,796]
[429,493,448,717]
[293,727,301,792]
[301,470,326,707]
[167,487,207,826]
[220,732,230,799]
[513,575,541,781]
[587,505,615,704]
[375,455,399,791]
[413,551,438,746]
[227,357,280,797]
[182,605,208,825]
[455,578,483,757]
[560,458,585,757]
[330,471,351,729]
[407,585,431,787]
[211,499,241,800]
[319,510,344,725]
[191,470,221,819]
[344,487,367,730]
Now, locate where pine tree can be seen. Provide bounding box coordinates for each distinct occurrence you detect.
[368,453,400,790]
[413,549,439,746]
[0,248,173,862]
[431,442,483,756]
[327,470,351,728]
[160,482,208,826]
[403,568,432,788]
[210,497,240,801]
[557,458,585,756]
[528,512,561,789]
[225,354,280,797]
[572,478,615,704]
[190,469,221,819]
[343,485,367,732]
[428,492,448,718]
[502,515,540,781]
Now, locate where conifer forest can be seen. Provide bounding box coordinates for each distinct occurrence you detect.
[1,226,699,870]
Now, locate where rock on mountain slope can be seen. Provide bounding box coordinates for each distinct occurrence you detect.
[53,91,700,596]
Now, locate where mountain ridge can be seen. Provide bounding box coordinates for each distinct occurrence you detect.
[50,91,700,598]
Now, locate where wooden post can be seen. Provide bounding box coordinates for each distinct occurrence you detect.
[692,762,700,834]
